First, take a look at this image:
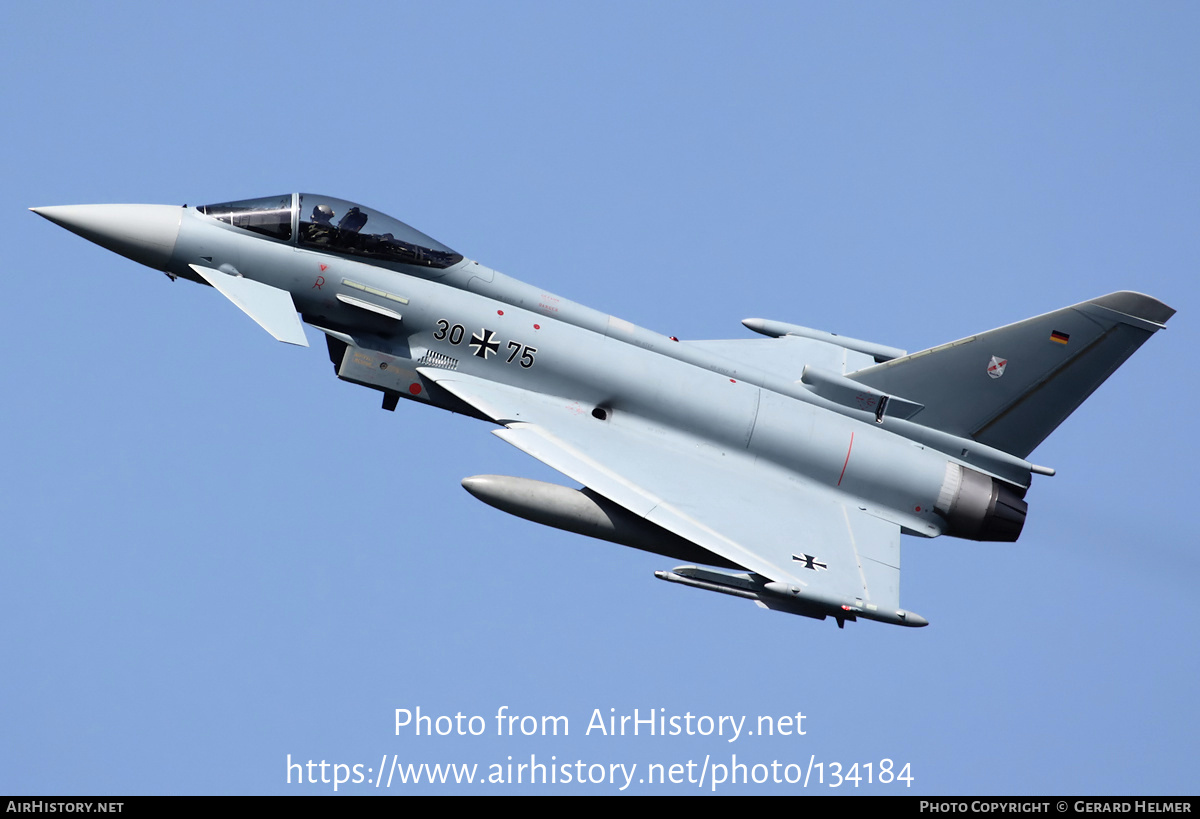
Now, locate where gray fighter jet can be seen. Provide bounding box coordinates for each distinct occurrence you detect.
[31,194,1174,628]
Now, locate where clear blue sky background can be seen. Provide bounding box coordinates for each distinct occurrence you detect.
[3,2,1197,795]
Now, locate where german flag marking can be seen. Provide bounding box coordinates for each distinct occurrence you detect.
[1050,330,1070,345]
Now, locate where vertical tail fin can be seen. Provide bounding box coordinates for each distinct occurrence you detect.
[847,292,1174,458]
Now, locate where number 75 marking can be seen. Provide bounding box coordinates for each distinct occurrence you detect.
[506,340,537,368]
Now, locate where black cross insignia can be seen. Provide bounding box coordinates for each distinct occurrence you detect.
[792,553,828,571]
[470,328,500,359]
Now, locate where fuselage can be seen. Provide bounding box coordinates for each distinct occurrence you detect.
[34,193,1180,626]
[35,193,1039,551]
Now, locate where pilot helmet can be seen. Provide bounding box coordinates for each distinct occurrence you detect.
[312,204,334,224]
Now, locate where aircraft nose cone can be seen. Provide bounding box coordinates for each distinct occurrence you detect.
[31,204,182,271]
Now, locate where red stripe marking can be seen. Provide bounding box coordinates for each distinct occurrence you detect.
[837,432,854,486]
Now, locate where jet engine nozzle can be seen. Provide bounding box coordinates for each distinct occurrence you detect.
[934,463,1028,542]
[31,204,182,272]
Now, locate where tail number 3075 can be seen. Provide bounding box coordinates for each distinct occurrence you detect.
[434,319,538,368]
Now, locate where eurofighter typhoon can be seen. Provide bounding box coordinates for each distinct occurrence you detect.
[31,194,1174,628]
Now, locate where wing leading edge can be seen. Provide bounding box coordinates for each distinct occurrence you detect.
[418,366,926,627]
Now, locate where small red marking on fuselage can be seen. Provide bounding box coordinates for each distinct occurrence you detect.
[730,379,737,383]
[497,310,504,316]
[837,432,855,486]
[915,506,921,512]
[533,324,540,330]
[409,383,422,395]
[313,275,325,289]
[319,263,328,272]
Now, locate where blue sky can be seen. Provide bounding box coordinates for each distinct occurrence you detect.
[3,2,1197,795]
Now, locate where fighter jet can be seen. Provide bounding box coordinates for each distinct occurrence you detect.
[31,194,1174,628]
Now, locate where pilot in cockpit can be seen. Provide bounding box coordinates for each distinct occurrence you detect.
[303,203,337,246]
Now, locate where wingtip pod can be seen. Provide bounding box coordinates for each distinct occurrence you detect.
[742,318,907,362]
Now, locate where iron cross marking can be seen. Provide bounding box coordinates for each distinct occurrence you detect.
[470,328,500,359]
[792,553,828,571]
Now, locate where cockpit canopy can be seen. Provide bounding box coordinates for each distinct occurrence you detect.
[198,193,463,270]
[199,195,293,241]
